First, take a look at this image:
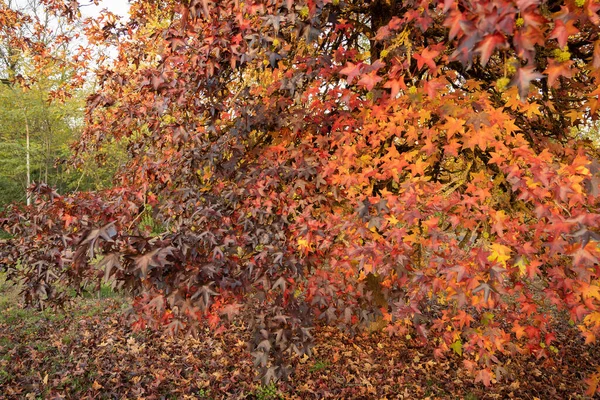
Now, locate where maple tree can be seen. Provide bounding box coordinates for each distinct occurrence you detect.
[3,0,600,390]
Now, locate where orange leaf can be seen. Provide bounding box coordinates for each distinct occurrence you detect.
[544,59,574,86]
[475,368,493,386]
[414,46,440,71]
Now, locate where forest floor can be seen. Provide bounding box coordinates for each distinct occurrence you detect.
[1,277,599,399]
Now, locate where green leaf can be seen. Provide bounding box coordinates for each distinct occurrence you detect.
[450,339,463,356]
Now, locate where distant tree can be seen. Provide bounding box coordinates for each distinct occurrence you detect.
[0,0,123,207]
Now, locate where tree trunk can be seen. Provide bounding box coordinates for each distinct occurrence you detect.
[369,0,397,62]
[25,111,31,206]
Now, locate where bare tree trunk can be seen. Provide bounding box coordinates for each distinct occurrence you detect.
[25,111,31,206]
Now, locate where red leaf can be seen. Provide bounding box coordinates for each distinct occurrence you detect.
[151,74,164,90]
[443,10,466,41]
[440,116,464,139]
[516,0,540,11]
[168,35,186,51]
[357,71,382,91]
[476,33,506,67]
[549,19,579,48]
[510,65,543,99]
[134,248,160,278]
[475,368,493,386]
[97,253,121,282]
[383,77,406,97]
[593,40,600,68]
[414,46,441,71]
[340,62,362,84]
[220,303,242,321]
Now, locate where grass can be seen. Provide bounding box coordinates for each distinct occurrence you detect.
[308,358,330,373]
[254,382,283,400]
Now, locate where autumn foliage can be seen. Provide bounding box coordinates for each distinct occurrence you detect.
[3,0,600,390]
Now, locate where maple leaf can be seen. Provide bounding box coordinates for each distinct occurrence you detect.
[383,77,406,97]
[340,62,362,85]
[148,294,165,313]
[476,33,506,67]
[544,59,574,86]
[443,140,461,157]
[62,213,76,227]
[166,319,184,335]
[491,211,508,237]
[475,368,493,386]
[424,78,446,97]
[410,158,429,176]
[571,245,598,266]
[593,40,600,68]
[450,339,463,356]
[549,19,579,48]
[191,284,219,308]
[357,71,382,91]
[272,276,287,292]
[454,310,474,328]
[151,74,164,90]
[440,117,465,139]
[488,152,506,165]
[96,252,121,282]
[168,35,186,51]
[516,0,540,10]
[510,65,543,99]
[443,10,466,40]
[133,248,160,278]
[472,282,493,303]
[584,311,600,327]
[414,46,441,71]
[512,322,526,339]
[585,369,600,396]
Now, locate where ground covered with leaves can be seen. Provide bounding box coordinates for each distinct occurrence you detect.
[1,282,598,400]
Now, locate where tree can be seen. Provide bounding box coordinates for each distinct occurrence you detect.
[3,0,600,390]
[0,0,122,208]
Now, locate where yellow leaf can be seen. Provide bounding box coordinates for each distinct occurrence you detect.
[583,281,600,300]
[387,214,399,226]
[488,243,512,266]
[359,154,372,164]
[514,256,528,277]
[297,238,309,249]
[584,312,600,327]
[92,381,103,390]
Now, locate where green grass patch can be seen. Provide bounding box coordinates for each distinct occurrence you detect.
[253,382,283,400]
[308,358,330,373]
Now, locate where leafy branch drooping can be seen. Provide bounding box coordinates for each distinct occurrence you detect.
[2,0,600,391]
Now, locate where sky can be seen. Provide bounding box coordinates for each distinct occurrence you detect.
[80,0,130,20]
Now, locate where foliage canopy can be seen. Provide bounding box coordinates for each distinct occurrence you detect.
[3,0,600,389]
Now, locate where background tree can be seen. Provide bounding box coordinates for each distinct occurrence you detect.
[3,0,600,390]
[0,0,124,208]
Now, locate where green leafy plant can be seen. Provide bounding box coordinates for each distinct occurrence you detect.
[253,383,282,400]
